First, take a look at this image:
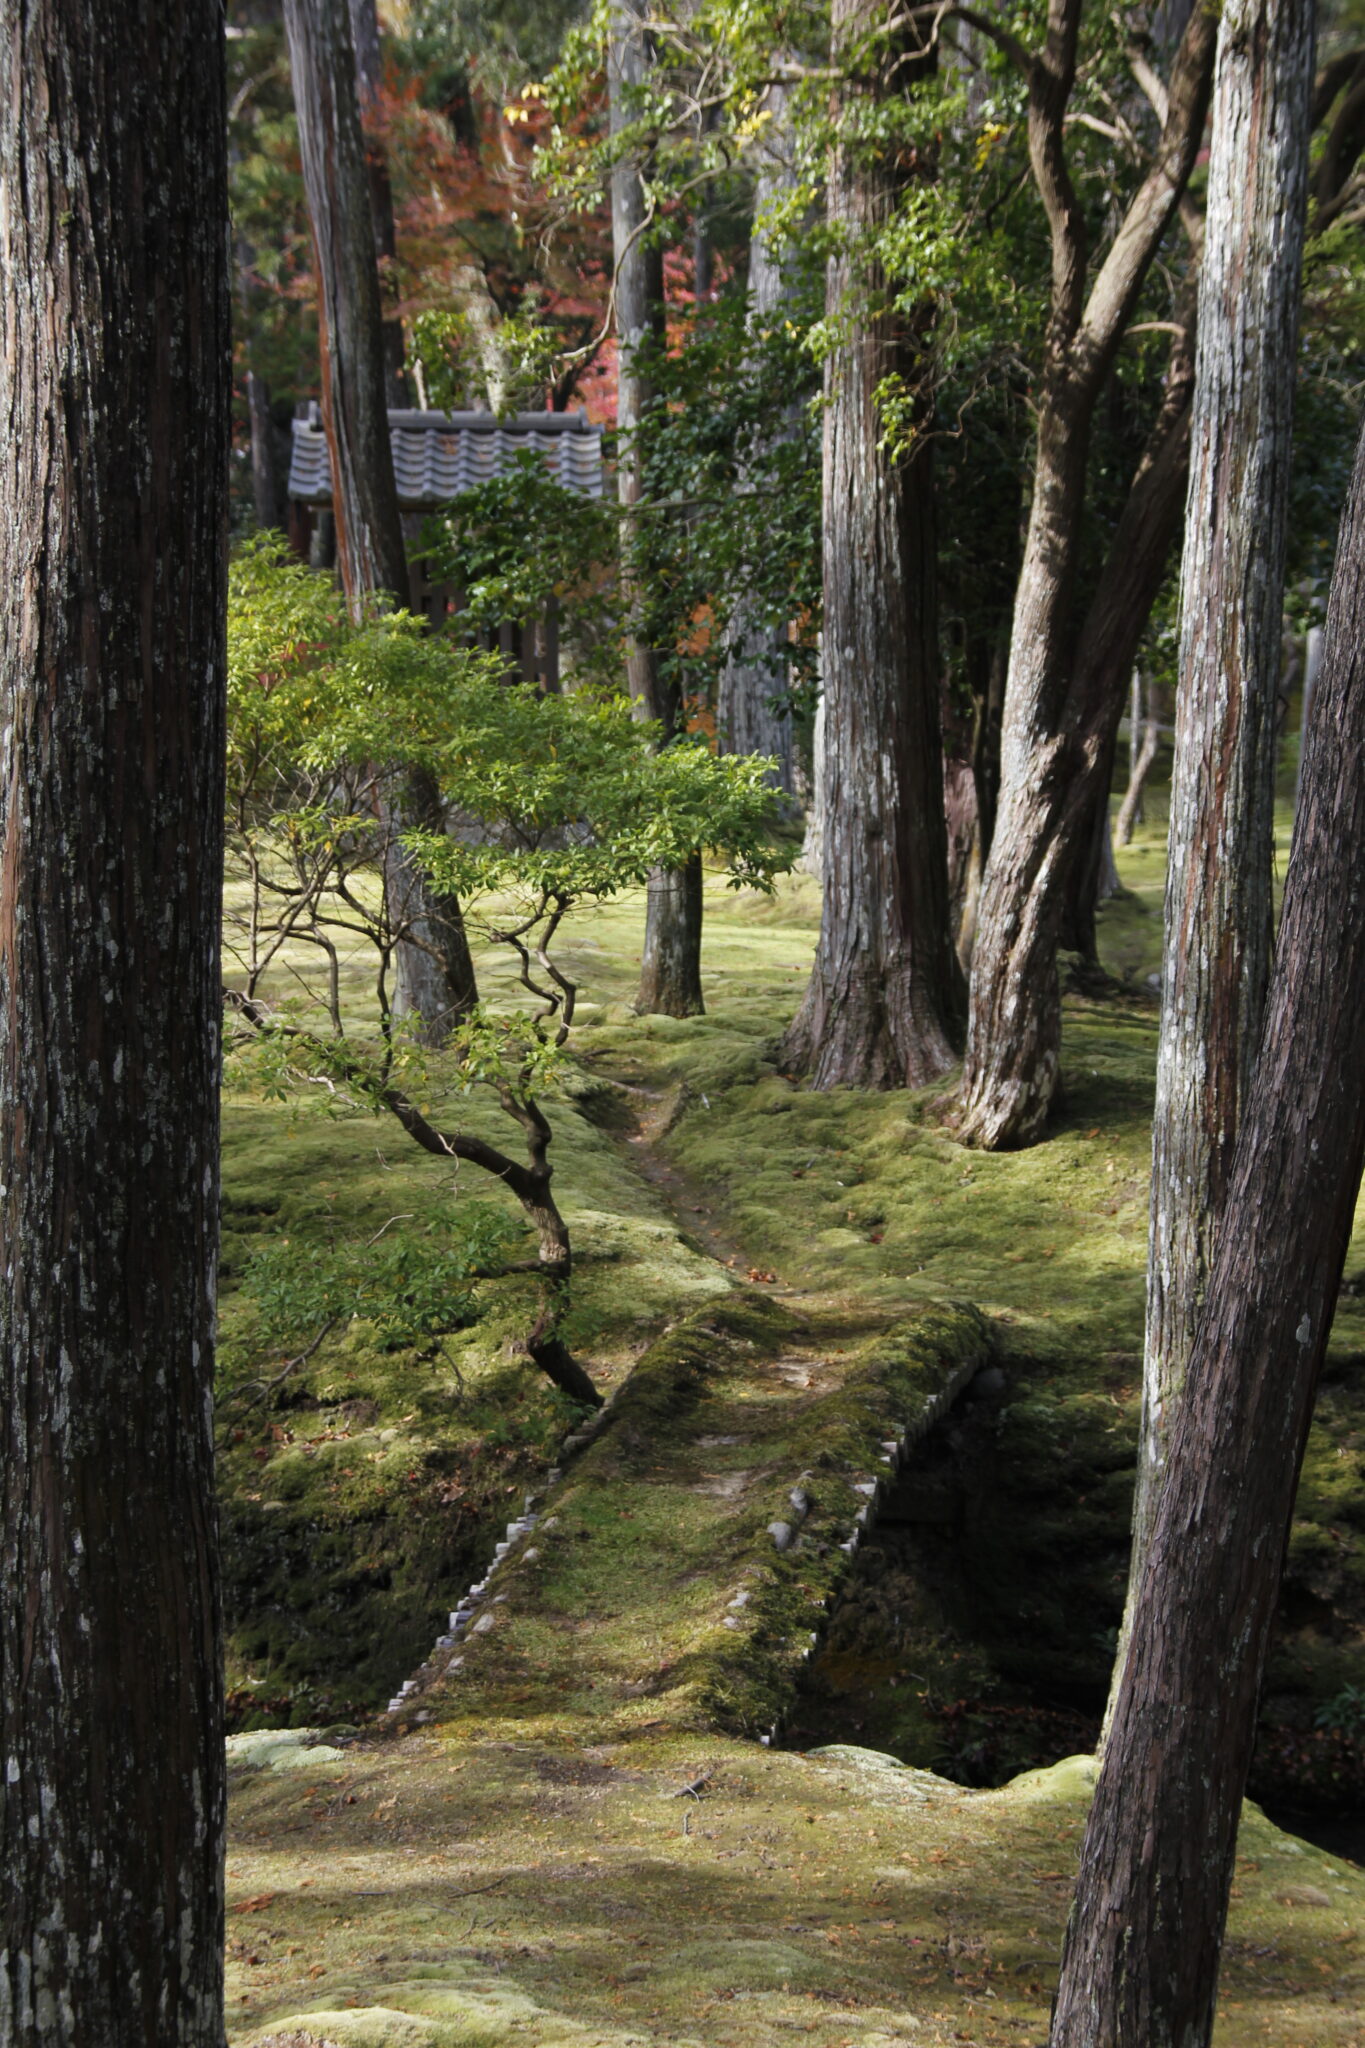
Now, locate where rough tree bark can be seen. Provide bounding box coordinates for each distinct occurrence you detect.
[956,0,1216,1147]
[782,0,965,1089]
[283,0,407,607]
[1120,0,1316,1667]
[609,0,705,1016]
[716,83,799,797]
[348,0,407,405]
[284,0,477,1043]
[0,2,229,2039]
[1050,406,1365,2048]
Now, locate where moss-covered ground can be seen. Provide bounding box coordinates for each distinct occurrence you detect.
[223,790,1365,2043]
[229,1739,1365,2048]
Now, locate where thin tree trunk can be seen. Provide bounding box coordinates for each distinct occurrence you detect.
[383,763,479,1043]
[782,0,964,1089]
[348,0,407,405]
[0,2,229,2039]
[283,0,407,606]
[956,635,1007,969]
[248,367,279,530]
[1051,404,1365,2048]
[1118,0,1315,1682]
[1296,621,1324,807]
[957,1,1216,1147]
[284,0,476,1039]
[610,0,705,1016]
[1116,671,1160,845]
[716,84,798,797]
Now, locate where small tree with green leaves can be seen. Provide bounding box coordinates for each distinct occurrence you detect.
[225,538,784,1404]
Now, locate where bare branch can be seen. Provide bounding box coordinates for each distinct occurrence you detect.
[1128,44,1169,126]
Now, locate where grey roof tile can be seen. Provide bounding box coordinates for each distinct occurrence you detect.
[288,407,605,507]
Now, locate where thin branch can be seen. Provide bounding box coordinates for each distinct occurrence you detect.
[219,1317,342,1413]
[1070,3,1216,391]
[945,3,1031,76]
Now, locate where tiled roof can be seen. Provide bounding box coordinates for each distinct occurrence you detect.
[288,406,605,507]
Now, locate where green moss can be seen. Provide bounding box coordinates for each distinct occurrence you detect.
[227,1727,1365,2048]
[217,1046,740,1727]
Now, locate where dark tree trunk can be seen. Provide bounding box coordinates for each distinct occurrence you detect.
[782,0,964,1090]
[957,1,1216,1147]
[284,0,476,1039]
[248,368,280,530]
[348,0,407,405]
[716,83,798,798]
[0,2,228,2040]
[609,0,705,1017]
[1051,404,1365,2048]
[1058,741,1122,969]
[955,635,1007,968]
[1114,0,1316,1719]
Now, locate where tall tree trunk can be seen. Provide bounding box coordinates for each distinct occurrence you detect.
[248,367,280,529]
[0,2,228,2039]
[957,1,1216,1147]
[782,0,964,1089]
[1111,0,1316,1725]
[283,0,407,606]
[716,85,798,797]
[348,0,407,405]
[959,316,1198,1144]
[609,0,705,1017]
[1050,405,1365,2048]
[284,0,477,1040]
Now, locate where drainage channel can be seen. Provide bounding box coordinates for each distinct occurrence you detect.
[779,1368,1365,1870]
[782,1361,1112,1788]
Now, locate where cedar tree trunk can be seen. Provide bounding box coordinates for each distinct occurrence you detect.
[1050,407,1365,2048]
[782,0,964,1089]
[0,2,229,2039]
[610,0,705,1016]
[284,0,407,607]
[284,0,476,1039]
[348,0,407,404]
[1116,0,1316,1709]
[957,1,1216,1147]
